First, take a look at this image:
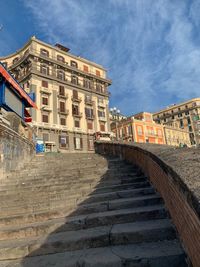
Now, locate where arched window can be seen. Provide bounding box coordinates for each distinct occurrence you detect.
[71,75,78,85]
[40,64,49,75]
[57,70,65,80]
[13,57,19,64]
[40,48,49,57]
[70,60,78,68]
[57,55,65,63]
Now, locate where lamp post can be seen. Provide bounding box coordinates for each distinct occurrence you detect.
[110,107,120,140]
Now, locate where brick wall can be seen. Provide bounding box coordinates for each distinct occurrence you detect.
[95,142,200,267]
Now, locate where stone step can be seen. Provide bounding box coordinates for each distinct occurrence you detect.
[58,204,168,232]
[0,187,154,221]
[0,240,187,266]
[0,176,149,205]
[0,219,176,260]
[75,194,163,216]
[0,194,162,240]
[83,186,155,204]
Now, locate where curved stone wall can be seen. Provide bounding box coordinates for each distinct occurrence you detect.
[95,141,200,267]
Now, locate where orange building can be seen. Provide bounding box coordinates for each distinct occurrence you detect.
[111,112,165,145]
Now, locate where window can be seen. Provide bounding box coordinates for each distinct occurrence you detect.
[74,119,80,128]
[59,135,69,149]
[172,115,174,119]
[13,57,19,64]
[137,126,143,135]
[96,70,101,77]
[98,97,104,104]
[178,113,182,118]
[60,118,66,125]
[180,119,183,128]
[43,133,49,142]
[188,125,192,132]
[70,60,78,68]
[71,75,78,85]
[57,70,65,80]
[42,114,49,123]
[74,136,82,150]
[42,80,48,88]
[96,83,103,93]
[87,120,93,130]
[72,104,79,115]
[85,108,94,119]
[59,85,65,96]
[187,117,191,125]
[57,55,65,62]
[83,65,89,72]
[40,49,49,57]
[98,110,105,117]
[100,122,105,132]
[88,137,94,150]
[59,101,65,112]
[73,90,78,99]
[85,95,92,103]
[185,111,189,115]
[128,126,132,135]
[83,79,90,88]
[42,96,48,105]
[40,64,49,75]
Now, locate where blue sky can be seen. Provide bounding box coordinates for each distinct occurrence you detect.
[1,0,200,115]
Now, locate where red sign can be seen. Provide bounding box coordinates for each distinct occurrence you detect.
[0,64,37,109]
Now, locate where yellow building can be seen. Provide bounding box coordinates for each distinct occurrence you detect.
[163,125,190,147]
[0,37,112,152]
[153,98,200,146]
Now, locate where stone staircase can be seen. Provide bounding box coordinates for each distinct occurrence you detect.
[0,153,188,267]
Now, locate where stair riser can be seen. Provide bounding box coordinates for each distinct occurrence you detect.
[0,225,177,260]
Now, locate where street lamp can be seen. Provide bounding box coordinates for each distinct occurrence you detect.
[110,107,121,140]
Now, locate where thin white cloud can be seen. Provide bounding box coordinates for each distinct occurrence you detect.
[23,0,200,114]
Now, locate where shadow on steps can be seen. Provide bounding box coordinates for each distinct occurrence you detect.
[0,155,188,267]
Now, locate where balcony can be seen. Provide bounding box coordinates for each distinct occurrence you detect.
[58,93,68,99]
[71,96,82,103]
[86,114,95,120]
[98,101,106,108]
[58,108,69,115]
[41,105,52,112]
[99,116,107,122]
[72,112,82,118]
[40,87,51,94]
[85,99,93,105]
[73,127,82,132]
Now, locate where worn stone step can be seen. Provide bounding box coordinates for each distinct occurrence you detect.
[0,194,162,240]
[75,194,162,215]
[0,239,187,267]
[0,219,177,260]
[83,186,155,204]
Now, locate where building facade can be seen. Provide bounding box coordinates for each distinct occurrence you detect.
[153,98,200,146]
[163,125,190,147]
[0,36,112,152]
[111,112,165,144]
[111,112,190,147]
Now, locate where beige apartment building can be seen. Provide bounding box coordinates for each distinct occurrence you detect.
[163,125,190,147]
[153,98,200,146]
[0,36,112,152]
